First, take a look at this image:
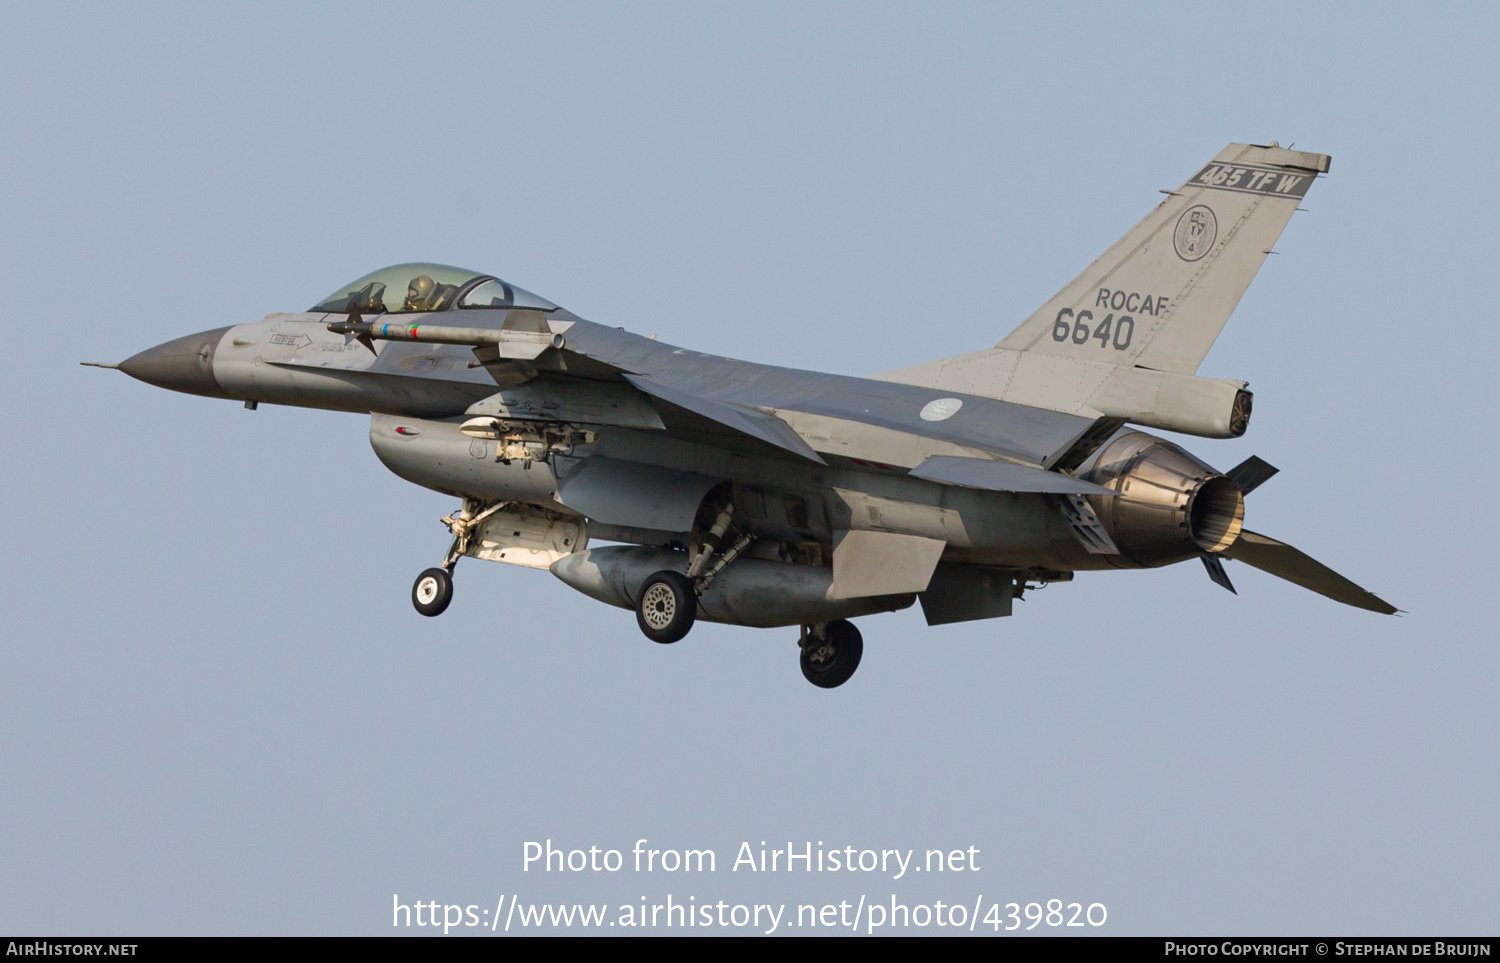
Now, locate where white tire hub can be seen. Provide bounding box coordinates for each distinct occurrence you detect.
[641,583,677,630]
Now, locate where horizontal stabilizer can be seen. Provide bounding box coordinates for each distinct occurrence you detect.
[1223,529,1397,615]
[623,374,826,464]
[1226,455,1279,495]
[910,455,1118,496]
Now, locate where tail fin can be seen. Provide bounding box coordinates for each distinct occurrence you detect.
[998,142,1329,373]
[876,143,1330,438]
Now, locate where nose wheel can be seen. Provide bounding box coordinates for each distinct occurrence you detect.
[412,567,453,617]
[800,619,863,688]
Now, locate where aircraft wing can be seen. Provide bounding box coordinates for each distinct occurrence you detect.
[558,321,1105,468]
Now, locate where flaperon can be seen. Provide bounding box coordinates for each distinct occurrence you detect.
[91,141,1394,689]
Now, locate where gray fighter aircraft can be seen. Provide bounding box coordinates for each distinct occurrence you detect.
[90,142,1395,688]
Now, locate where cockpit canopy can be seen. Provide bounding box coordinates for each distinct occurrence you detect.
[310,263,559,315]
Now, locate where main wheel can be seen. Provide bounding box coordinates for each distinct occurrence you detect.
[412,567,453,617]
[800,619,863,688]
[636,570,696,643]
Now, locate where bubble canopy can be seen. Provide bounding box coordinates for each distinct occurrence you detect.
[310,263,559,315]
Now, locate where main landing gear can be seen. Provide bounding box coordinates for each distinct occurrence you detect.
[632,501,750,644]
[799,619,863,689]
[628,499,865,687]
[636,571,696,643]
[633,572,866,687]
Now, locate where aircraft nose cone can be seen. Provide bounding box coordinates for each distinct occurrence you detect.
[119,327,232,399]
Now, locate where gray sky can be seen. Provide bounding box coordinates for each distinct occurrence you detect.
[2,0,1495,935]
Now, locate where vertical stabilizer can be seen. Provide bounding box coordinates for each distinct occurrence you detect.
[998,142,1329,374]
[876,143,1330,438]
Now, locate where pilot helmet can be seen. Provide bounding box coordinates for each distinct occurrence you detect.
[406,274,438,310]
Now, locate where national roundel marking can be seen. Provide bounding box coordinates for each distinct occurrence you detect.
[1173,205,1217,261]
[920,397,963,421]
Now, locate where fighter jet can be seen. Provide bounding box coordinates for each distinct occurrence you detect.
[90,142,1395,688]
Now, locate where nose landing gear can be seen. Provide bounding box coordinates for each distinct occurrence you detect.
[410,496,503,617]
[799,619,863,688]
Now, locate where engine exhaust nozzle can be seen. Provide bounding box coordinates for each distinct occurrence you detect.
[1087,431,1245,567]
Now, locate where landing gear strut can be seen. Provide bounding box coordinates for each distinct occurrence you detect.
[799,619,863,688]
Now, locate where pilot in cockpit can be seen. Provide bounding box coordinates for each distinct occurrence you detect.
[404,274,458,312]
